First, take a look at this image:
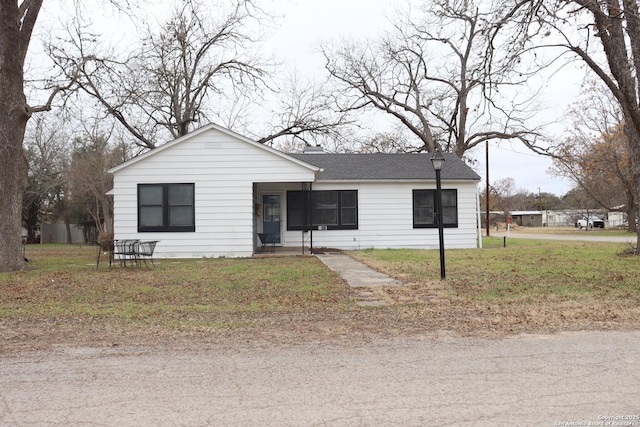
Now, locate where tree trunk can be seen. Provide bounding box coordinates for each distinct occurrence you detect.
[0,146,28,270]
[626,126,640,249]
[625,195,637,233]
[101,196,113,235]
[0,3,31,271]
[62,208,73,244]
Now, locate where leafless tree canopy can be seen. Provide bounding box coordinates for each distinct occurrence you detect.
[46,0,272,149]
[322,0,542,157]
[256,75,355,147]
[23,116,70,243]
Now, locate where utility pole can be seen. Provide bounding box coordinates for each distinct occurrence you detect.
[486,141,490,237]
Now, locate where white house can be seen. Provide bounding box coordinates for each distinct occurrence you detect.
[108,123,482,258]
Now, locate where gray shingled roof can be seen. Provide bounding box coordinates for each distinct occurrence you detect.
[289,153,481,181]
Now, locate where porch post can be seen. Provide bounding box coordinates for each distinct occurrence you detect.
[301,182,313,255]
[301,182,305,255]
[309,182,313,254]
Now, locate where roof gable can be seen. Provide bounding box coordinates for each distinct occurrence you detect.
[108,123,320,174]
[290,153,480,181]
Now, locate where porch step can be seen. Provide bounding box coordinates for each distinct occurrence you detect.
[253,246,312,257]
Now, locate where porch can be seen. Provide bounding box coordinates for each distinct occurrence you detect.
[253,182,313,255]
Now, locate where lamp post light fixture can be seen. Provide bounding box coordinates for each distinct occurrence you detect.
[431,149,446,280]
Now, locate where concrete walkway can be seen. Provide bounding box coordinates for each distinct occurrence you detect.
[315,253,401,287]
[315,253,401,306]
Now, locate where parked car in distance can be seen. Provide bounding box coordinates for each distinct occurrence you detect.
[575,217,605,229]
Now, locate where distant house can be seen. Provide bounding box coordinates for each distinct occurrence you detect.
[545,210,575,227]
[510,211,544,227]
[108,124,482,258]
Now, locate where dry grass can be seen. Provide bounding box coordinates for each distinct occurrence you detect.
[496,224,634,235]
[1,239,639,352]
[351,237,640,336]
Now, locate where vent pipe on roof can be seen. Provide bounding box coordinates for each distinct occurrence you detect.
[303,145,324,154]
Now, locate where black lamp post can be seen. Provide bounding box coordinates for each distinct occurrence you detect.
[431,149,446,280]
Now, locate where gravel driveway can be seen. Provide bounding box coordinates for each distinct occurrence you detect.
[1,330,638,426]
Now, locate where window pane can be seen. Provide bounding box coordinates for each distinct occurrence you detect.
[442,190,457,225]
[415,208,434,225]
[414,191,433,209]
[264,195,279,205]
[313,209,338,225]
[265,203,280,222]
[312,191,338,226]
[168,184,193,205]
[341,191,357,208]
[169,206,194,226]
[443,207,457,224]
[313,191,337,209]
[288,209,303,227]
[140,185,163,205]
[341,208,357,225]
[442,190,456,207]
[140,206,163,227]
[287,192,303,228]
[413,190,434,225]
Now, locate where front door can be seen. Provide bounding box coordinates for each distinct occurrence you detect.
[262,194,281,244]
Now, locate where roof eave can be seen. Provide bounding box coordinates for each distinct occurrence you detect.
[314,178,482,183]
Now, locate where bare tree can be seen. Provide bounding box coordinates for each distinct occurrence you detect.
[357,131,417,154]
[497,0,640,249]
[67,126,120,241]
[48,2,355,152]
[552,95,636,230]
[23,115,71,242]
[321,0,541,157]
[255,75,355,147]
[47,0,272,149]
[491,177,518,217]
[0,0,137,271]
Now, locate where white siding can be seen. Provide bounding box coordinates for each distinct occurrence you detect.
[112,125,481,258]
[280,181,480,251]
[112,128,316,258]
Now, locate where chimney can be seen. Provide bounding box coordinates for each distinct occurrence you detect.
[303,145,324,154]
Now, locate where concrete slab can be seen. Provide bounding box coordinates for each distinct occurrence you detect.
[315,253,401,288]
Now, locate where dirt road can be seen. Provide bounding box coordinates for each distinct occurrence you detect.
[1,330,638,426]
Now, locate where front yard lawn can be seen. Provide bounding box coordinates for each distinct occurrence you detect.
[1,239,639,351]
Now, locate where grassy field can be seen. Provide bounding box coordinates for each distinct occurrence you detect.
[492,224,635,236]
[1,239,639,351]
